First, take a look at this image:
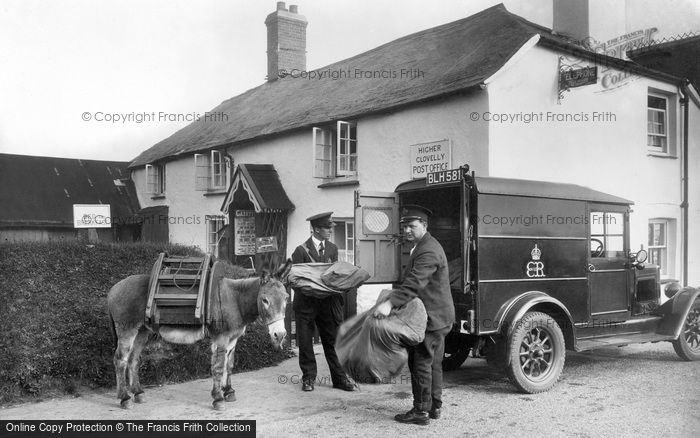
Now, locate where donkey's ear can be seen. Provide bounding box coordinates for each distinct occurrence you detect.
[274,258,293,281]
[259,270,271,285]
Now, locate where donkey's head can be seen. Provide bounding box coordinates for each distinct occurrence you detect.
[257,259,293,349]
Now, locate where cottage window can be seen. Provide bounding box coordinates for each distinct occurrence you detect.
[206,215,227,256]
[648,219,675,277]
[195,150,231,191]
[146,163,165,195]
[332,219,355,264]
[647,94,667,153]
[312,121,358,179]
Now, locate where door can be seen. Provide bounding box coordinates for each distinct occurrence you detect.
[353,191,400,283]
[587,205,630,323]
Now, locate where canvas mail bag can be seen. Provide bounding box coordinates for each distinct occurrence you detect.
[335,290,428,384]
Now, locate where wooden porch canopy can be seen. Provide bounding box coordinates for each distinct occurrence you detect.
[221,164,294,214]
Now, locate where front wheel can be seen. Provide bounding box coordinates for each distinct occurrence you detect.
[505,312,565,394]
[672,299,700,361]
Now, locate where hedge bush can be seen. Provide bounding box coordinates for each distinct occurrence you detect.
[0,241,292,405]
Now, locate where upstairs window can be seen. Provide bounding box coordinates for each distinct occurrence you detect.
[312,121,357,179]
[146,163,165,195]
[647,94,667,153]
[195,150,232,191]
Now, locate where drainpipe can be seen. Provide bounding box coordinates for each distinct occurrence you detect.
[679,80,690,286]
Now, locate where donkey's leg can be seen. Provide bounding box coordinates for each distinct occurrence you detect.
[210,339,227,411]
[127,328,150,403]
[223,337,239,402]
[113,328,139,409]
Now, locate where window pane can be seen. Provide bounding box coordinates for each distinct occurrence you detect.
[350,124,357,139]
[606,213,623,234]
[590,212,605,235]
[349,156,357,171]
[340,123,347,137]
[339,139,347,154]
[350,140,357,154]
[648,95,666,110]
[606,236,624,256]
[649,222,665,246]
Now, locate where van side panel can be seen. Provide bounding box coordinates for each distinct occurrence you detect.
[476,194,590,333]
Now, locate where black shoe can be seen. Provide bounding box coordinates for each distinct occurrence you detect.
[332,380,358,392]
[429,407,441,419]
[394,408,429,425]
[302,381,314,392]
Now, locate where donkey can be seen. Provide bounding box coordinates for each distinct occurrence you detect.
[107,260,291,410]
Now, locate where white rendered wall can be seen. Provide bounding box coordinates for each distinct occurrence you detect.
[487,44,690,281]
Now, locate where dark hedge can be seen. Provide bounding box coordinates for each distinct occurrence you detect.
[0,241,292,405]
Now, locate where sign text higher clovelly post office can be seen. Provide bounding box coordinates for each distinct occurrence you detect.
[410,139,452,179]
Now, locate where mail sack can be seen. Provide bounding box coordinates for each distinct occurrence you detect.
[336,290,427,383]
[321,261,370,290]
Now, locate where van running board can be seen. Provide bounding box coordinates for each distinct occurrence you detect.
[575,333,674,352]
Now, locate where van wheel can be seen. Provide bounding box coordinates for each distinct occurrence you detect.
[672,299,700,361]
[506,312,565,394]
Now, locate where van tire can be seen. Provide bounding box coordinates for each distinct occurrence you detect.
[505,312,565,394]
[672,299,700,361]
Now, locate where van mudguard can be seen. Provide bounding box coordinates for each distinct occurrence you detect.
[655,286,700,338]
[492,291,575,341]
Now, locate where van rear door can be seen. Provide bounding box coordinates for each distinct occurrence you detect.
[353,191,400,283]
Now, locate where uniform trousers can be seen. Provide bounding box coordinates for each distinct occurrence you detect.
[293,291,346,385]
[407,325,452,412]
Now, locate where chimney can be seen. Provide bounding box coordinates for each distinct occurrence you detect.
[553,0,626,48]
[265,2,307,81]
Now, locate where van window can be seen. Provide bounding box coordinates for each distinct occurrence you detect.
[590,212,624,258]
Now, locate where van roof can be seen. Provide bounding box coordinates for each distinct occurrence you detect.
[395,176,633,205]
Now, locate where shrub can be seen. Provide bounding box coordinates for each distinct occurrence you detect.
[0,241,291,405]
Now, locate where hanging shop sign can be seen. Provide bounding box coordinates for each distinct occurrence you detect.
[560,66,597,89]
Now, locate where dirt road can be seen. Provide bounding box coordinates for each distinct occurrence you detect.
[2,342,698,437]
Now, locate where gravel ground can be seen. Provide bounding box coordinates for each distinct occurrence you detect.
[1,342,698,437]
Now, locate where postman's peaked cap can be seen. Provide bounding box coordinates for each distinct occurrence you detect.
[306,211,335,227]
[400,205,432,223]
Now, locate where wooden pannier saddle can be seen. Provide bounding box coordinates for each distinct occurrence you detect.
[145,253,219,328]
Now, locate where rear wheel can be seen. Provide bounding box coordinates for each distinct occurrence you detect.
[672,299,700,361]
[506,312,565,394]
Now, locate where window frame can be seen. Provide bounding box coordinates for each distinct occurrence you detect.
[647,93,668,154]
[648,219,669,276]
[146,163,165,195]
[589,211,626,259]
[206,215,227,256]
[331,218,355,264]
[312,121,358,180]
[194,150,231,192]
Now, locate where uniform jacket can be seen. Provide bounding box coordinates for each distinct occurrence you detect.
[291,237,338,264]
[389,232,455,331]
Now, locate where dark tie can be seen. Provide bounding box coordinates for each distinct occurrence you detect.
[319,242,325,260]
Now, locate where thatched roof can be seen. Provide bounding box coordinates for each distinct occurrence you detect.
[129,4,684,168]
